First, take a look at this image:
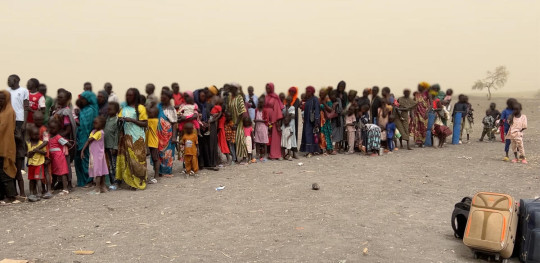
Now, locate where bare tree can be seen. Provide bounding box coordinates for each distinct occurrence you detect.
[472,66,509,100]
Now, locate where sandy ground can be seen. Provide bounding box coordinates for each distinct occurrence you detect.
[1,96,538,263]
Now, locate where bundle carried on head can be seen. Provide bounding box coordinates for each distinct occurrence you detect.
[418,82,430,91]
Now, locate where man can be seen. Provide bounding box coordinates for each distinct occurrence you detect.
[145,83,159,108]
[172,82,184,109]
[38,83,54,124]
[245,86,257,121]
[104,82,119,103]
[7,74,29,198]
[355,88,371,111]
[395,89,417,150]
[83,82,93,92]
[370,86,381,124]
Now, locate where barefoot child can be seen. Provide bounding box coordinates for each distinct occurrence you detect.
[345,106,356,154]
[146,105,159,182]
[80,116,109,193]
[243,117,255,163]
[32,111,52,199]
[281,97,296,160]
[253,99,269,161]
[26,126,47,202]
[506,103,527,164]
[224,112,236,165]
[105,102,120,189]
[181,122,199,175]
[386,116,396,153]
[48,119,72,196]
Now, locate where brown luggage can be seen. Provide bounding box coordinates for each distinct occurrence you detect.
[463,192,518,262]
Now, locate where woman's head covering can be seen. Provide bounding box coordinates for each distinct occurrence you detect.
[80,91,98,111]
[306,86,315,95]
[208,85,218,96]
[0,90,17,178]
[193,89,208,121]
[418,82,430,91]
[265,82,284,109]
[288,86,298,106]
[98,90,108,100]
[184,90,194,99]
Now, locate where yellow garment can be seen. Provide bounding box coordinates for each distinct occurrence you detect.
[115,135,147,190]
[146,118,159,148]
[89,130,103,141]
[0,90,17,178]
[27,140,45,166]
[118,104,148,121]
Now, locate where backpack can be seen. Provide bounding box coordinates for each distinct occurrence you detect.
[451,197,472,239]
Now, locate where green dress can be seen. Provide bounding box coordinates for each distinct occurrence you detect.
[44,95,53,124]
[320,101,333,150]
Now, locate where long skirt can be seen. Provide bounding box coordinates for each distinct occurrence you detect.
[199,122,219,168]
[116,135,147,190]
[268,125,282,159]
[321,120,333,150]
[74,148,92,187]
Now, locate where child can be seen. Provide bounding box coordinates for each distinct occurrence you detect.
[281,96,296,161]
[181,122,199,175]
[243,117,256,164]
[26,126,47,202]
[81,116,109,193]
[386,116,396,153]
[178,96,199,135]
[146,105,160,182]
[506,103,527,164]
[105,102,120,189]
[463,96,474,143]
[480,110,495,142]
[48,119,72,196]
[27,78,45,125]
[358,104,370,153]
[500,98,517,160]
[224,112,236,165]
[345,106,356,154]
[253,99,269,162]
[215,97,230,164]
[433,100,451,148]
[32,111,52,199]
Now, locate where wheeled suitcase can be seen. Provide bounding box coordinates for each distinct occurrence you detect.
[519,198,540,263]
[463,192,519,262]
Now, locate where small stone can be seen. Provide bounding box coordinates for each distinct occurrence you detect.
[312,183,320,190]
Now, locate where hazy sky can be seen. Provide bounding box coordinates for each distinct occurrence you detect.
[1,0,539,97]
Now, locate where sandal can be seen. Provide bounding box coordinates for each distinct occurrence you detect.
[306,153,312,158]
[163,174,173,178]
[58,190,69,196]
[287,156,293,161]
[148,178,158,184]
[522,159,528,164]
[0,201,9,206]
[28,195,40,202]
[511,159,518,163]
[42,192,53,199]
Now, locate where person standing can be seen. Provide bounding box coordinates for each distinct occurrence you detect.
[104,82,119,103]
[97,90,109,117]
[287,86,301,158]
[171,82,184,110]
[228,84,248,164]
[27,78,45,125]
[412,83,430,147]
[38,83,54,125]
[52,89,77,188]
[395,89,417,150]
[7,74,29,199]
[300,86,320,157]
[0,90,18,204]
[157,90,178,177]
[264,83,284,160]
[145,83,159,108]
[245,86,258,122]
[370,86,381,124]
[74,91,99,187]
[83,82,93,92]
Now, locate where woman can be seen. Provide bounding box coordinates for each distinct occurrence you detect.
[287,86,301,158]
[195,88,218,170]
[74,91,98,187]
[97,90,109,117]
[320,87,334,154]
[412,82,430,147]
[157,89,178,177]
[228,84,248,163]
[264,83,284,160]
[336,81,349,109]
[329,90,344,152]
[116,88,148,190]
[0,90,18,204]
[52,89,77,188]
[300,86,320,157]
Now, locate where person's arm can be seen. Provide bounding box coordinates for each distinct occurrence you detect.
[80,138,95,159]
[171,123,178,144]
[125,118,148,128]
[59,123,72,138]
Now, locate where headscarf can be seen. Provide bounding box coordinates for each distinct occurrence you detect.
[306,86,315,95]
[288,86,299,106]
[0,90,17,178]
[265,83,284,109]
[184,90,194,99]
[418,82,430,91]
[193,89,208,121]
[77,91,99,150]
[208,85,218,96]
[97,90,109,117]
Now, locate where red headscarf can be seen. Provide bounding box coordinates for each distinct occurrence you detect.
[265,82,284,109]
[306,86,315,96]
[288,86,298,106]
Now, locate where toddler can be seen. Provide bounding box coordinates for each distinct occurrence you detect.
[178,96,200,135]
[81,116,109,193]
[243,117,255,164]
[146,105,160,181]
[26,126,47,202]
[181,122,199,175]
[253,99,269,161]
[224,112,237,164]
[32,111,52,199]
[480,110,495,142]
[506,103,527,164]
[386,116,396,153]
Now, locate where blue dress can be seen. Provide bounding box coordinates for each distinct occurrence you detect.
[300,97,321,153]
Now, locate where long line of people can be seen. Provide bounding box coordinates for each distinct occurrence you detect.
[0,75,528,205]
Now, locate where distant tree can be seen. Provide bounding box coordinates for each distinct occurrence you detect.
[472,66,509,100]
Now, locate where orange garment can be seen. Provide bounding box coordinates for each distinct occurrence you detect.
[184,155,198,173]
[182,132,198,156]
[0,90,17,178]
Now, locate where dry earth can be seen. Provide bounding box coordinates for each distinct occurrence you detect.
[1,96,539,263]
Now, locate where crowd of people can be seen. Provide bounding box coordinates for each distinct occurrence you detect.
[0,75,528,205]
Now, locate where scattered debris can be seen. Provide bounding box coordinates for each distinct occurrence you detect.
[105,241,111,244]
[273,171,283,174]
[457,156,472,160]
[312,183,320,190]
[363,247,369,255]
[0,259,28,263]
[298,162,304,166]
[7,241,14,244]
[73,250,94,255]
[216,186,225,191]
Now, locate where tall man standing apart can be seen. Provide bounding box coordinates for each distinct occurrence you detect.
[7,74,29,199]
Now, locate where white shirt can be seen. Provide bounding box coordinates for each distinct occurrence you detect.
[9,86,29,121]
[108,92,119,103]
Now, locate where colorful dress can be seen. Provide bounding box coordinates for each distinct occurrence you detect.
[254,109,269,144]
[49,135,69,176]
[412,92,429,144]
[365,124,382,152]
[88,130,108,178]
[157,103,177,175]
[320,100,333,150]
[228,95,247,159]
[116,104,148,190]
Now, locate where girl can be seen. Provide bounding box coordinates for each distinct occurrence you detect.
[344,106,357,154]
[433,100,452,148]
[81,116,109,193]
[506,103,527,164]
[215,97,230,164]
[224,112,236,165]
[26,126,47,202]
[358,104,370,153]
[243,117,255,164]
[281,96,296,160]
[48,119,72,196]
[254,99,269,162]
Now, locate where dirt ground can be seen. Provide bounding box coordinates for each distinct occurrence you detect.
[1,96,538,263]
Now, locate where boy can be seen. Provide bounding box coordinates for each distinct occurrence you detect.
[32,111,52,199]
[224,111,236,165]
[105,102,120,189]
[26,126,47,202]
[480,110,495,142]
[181,122,199,175]
[27,78,45,125]
[146,105,159,182]
[386,116,396,153]
[8,74,29,199]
